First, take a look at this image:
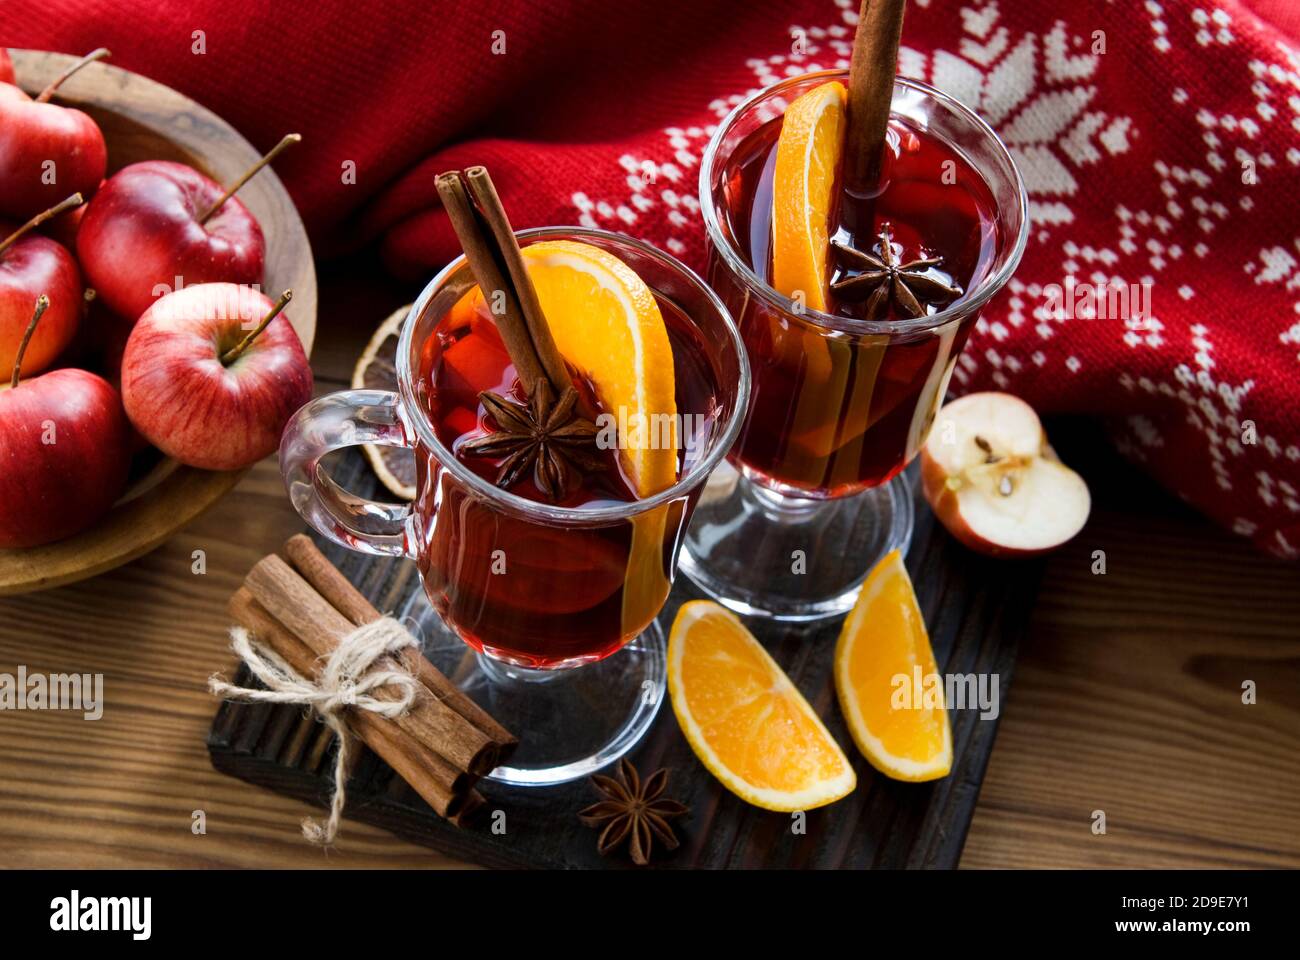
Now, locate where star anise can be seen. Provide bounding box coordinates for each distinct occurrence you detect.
[459,379,604,501]
[830,225,963,320]
[578,759,688,866]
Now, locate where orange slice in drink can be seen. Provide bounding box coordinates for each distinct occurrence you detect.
[834,549,953,781]
[521,240,677,630]
[668,600,857,811]
[771,80,846,312]
[452,241,679,626]
[460,240,678,498]
[522,240,678,496]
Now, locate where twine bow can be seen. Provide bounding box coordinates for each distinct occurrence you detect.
[208,616,420,845]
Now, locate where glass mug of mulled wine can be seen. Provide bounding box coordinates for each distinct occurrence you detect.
[681,71,1029,621]
[280,227,749,785]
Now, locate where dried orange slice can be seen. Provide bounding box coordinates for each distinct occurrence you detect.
[352,304,416,500]
[834,549,952,781]
[771,80,846,312]
[668,600,856,811]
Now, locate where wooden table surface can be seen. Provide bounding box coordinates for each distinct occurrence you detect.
[2,267,1297,869]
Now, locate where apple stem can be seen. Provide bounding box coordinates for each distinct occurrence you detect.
[35,48,112,103]
[0,193,84,260]
[198,133,302,225]
[220,290,293,365]
[11,296,50,389]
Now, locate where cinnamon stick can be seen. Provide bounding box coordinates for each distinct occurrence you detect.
[448,787,487,827]
[358,709,473,820]
[282,534,518,761]
[463,166,570,396]
[436,167,570,398]
[305,723,337,776]
[844,0,907,195]
[435,170,549,394]
[228,589,471,818]
[282,709,319,769]
[244,555,499,776]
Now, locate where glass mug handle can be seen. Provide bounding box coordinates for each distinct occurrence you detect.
[279,389,417,557]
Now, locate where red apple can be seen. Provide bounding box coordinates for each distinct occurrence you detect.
[920,392,1090,557]
[77,133,298,322]
[77,162,262,322]
[121,283,312,470]
[0,296,131,548]
[54,295,149,453]
[94,300,135,381]
[0,49,15,85]
[1,195,85,379]
[0,49,109,221]
[47,288,100,372]
[91,301,150,453]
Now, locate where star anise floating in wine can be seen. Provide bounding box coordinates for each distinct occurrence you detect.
[830,225,963,320]
[578,759,688,866]
[460,379,604,502]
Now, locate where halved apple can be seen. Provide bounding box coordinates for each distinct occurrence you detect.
[920,392,1090,557]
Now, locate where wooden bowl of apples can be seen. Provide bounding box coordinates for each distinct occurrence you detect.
[0,49,317,595]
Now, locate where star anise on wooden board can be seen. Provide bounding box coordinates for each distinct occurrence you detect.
[459,379,604,501]
[830,225,963,320]
[578,759,688,866]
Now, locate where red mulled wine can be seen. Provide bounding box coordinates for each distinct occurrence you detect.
[711,113,1000,495]
[412,292,720,667]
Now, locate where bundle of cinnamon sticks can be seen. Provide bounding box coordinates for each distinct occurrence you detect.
[227,534,517,825]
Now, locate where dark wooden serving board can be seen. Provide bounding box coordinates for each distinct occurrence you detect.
[208,451,1043,868]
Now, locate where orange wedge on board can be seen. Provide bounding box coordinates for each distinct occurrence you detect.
[834,549,953,781]
[771,80,847,312]
[668,600,857,811]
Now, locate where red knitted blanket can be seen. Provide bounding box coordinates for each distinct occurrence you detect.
[5,0,1298,555]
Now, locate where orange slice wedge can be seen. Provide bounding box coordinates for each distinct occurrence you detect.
[454,240,679,497]
[522,240,677,496]
[834,549,953,781]
[772,80,846,312]
[668,600,857,811]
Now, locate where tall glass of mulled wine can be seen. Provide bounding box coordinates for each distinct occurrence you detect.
[682,71,1028,621]
[281,228,748,785]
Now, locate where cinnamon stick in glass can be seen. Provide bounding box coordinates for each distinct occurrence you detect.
[463,165,571,396]
[844,0,907,195]
[435,169,549,395]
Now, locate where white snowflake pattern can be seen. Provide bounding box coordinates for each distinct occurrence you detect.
[562,0,1300,556]
[571,1,1134,272]
[1250,237,1300,361]
[925,15,1134,230]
